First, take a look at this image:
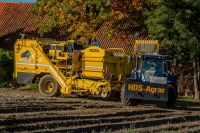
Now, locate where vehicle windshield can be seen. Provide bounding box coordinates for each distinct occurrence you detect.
[141,58,164,81]
[50,45,66,51]
[57,46,66,51]
[50,45,56,50]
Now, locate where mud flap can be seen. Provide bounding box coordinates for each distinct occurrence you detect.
[124,79,169,101]
[16,72,35,84]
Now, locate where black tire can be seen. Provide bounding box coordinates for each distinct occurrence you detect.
[165,85,177,107]
[121,84,142,106]
[39,74,61,97]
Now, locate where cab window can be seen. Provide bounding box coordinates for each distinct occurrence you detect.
[57,46,66,51]
[50,46,56,50]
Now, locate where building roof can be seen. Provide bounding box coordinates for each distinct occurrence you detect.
[0,2,37,37]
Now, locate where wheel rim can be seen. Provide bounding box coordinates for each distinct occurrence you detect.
[44,80,54,93]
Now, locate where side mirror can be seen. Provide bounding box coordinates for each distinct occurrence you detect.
[130,71,139,81]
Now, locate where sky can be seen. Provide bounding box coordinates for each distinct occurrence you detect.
[0,0,35,2]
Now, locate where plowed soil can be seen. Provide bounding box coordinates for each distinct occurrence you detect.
[0,89,200,133]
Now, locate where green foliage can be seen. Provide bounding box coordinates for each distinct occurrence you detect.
[32,0,112,42]
[0,49,13,87]
[144,0,200,61]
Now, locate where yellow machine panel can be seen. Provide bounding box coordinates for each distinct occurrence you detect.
[134,40,159,55]
[82,46,132,81]
[82,46,105,79]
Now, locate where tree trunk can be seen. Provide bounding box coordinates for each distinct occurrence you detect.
[197,56,200,92]
[193,57,200,100]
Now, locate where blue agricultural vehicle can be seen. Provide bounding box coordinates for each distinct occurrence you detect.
[121,54,177,107]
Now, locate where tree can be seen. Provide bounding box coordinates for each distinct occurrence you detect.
[0,49,13,87]
[144,0,200,99]
[32,0,112,43]
[105,0,148,39]
[32,0,147,42]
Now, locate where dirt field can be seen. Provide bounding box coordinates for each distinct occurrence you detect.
[0,89,200,133]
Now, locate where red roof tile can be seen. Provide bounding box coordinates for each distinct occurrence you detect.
[0,2,37,37]
[98,22,148,54]
[0,3,7,27]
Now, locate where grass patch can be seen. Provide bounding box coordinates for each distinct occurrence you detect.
[129,123,136,133]
[17,84,38,91]
[178,96,200,103]
[0,82,9,88]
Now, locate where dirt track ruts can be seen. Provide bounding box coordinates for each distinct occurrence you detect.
[0,89,200,133]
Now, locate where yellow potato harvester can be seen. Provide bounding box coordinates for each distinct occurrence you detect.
[14,39,125,97]
[13,38,159,98]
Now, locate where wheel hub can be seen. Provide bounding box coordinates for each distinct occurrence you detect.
[44,81,54,92]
